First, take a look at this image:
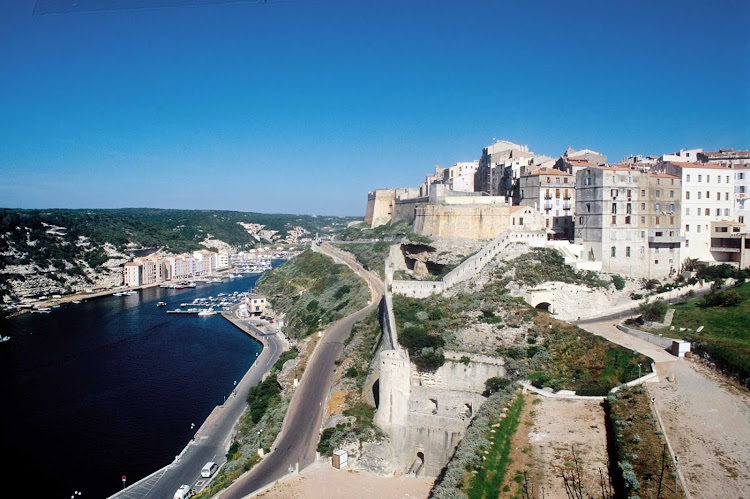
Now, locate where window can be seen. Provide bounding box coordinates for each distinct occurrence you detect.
[707,175,710,183]
[656,190,661,198]
[628,176,633,184]
[612,215,616,224]
[687,174,691,182]
[657,178,661,185]
[611,246,616,257]
[698,192,702,199]
[611,189,618,198]
[671,178,675,185]
[726,192,729,200]
[586,203,591,213]
[641,216,646,224]
[725,208,730,216]
[641,189,646,196]
[740,216,745,224]
[655,203,661,211]
[697,225,701,233]
[626,203,632,214]
[686,191,690,200]
[670,190,674,198]
[716,209,721,216]
[626,247,631,257]
[555,188,560,198]
[555,177,560,184]
[716,192,720,200]
[579,216,583,224]
[706,191,709,198]
[564,177,568,184]
[640,246,645,254]
[669,203,675,212]
[718,176,721,184]
[641,202,646,210]
[685,224,690,232]
[740,173,745,180]
[625,216,631,224]
[627,189,632,198]
[670,216,675,224]
[655,216,660,225]
[686,208,690,216]
[612,203,617,214]
[705,208,710,216]
[655,260,659,265]
[685,240,689,247]
[519,217,524,225]
[727,175,730,183]
[698,174,702,182]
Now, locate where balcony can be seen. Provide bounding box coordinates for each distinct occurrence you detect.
[544,194,552,200]
[648,229,685,245]
[562,202,572,211]
[543,202,553,211]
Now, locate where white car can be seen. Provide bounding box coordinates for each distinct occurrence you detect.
[201,461,218,478]
[174,485,195,499]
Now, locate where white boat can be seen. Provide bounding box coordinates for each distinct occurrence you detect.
[113,292,124,297]
[198,308,217,316]
[72,300,81,304]
[157,301,167,307]
[1,335,11,343]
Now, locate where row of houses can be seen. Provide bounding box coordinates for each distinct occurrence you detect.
[123,249,230,287]
[366,141,750,279]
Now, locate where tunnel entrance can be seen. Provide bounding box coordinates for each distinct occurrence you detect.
[535,302,551,312]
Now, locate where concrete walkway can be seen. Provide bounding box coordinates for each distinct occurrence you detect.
[578,320,750,497]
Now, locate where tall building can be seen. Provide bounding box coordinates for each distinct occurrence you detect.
[123,261,142,287]
[653,161,735,262]
[475,140,533,196]
[697,148,750,167]
[735,165,750,225]
[575,166,682,279]
[516,167,574,240]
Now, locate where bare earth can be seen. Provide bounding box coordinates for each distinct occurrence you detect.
[254,460,433,499]
[527,398,608,499]
[652,360,750,499]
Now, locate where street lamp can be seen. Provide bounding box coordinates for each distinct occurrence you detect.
[257,428,264,455]
[638,363,642,380]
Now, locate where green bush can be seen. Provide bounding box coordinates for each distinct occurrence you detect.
[639,299,667,322]
[701,289,744,308]
[484,376,512,395]
[612,274,626,290]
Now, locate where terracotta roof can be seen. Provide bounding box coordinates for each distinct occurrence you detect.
[668,161,730,170]
[649,173,680,179]
[563,158,596,166]
[124,262,142,267]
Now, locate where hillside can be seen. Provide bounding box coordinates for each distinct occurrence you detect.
[0,208,357,302]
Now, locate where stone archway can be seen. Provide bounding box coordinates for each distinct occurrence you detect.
[535,301,551,312]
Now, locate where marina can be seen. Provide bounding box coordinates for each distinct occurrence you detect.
[0,263,282,498]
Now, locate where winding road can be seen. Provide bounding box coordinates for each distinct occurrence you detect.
[218,242,384,498]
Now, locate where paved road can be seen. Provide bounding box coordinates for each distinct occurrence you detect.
[109,311,286,499]
[219,243,384,499]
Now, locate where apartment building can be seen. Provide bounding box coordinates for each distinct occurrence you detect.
[123,261,142,287]
[654,161,735,262]
[575,166,682,279]
[516,167,574,240]
[698,148,750,167]
[735,165,750,225]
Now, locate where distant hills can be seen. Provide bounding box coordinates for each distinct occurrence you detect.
[0,208,358,302]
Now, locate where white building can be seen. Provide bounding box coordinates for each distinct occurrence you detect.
[445,161,479,192]
[735,165,750,225]
[655,161,735,263]
[216,252,230,270]
[123,262,142,287]
[660,148,703,163]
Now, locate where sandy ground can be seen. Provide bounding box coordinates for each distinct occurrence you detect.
[652,360,750,498]
[527,398,609,499]
[253,460,433,499]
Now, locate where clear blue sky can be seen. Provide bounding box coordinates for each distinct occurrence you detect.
[1,0,748,216]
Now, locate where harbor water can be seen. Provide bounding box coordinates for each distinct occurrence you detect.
[0,271,274,498]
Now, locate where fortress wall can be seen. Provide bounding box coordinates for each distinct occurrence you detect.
[392,197,427,224]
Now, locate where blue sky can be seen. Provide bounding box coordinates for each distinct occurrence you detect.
[1,0,748,216]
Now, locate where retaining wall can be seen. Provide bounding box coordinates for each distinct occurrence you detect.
[616,323,676,349]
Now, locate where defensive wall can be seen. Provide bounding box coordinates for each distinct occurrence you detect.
[391,230,547,298]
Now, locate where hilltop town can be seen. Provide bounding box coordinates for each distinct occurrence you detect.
[366,141,750,279]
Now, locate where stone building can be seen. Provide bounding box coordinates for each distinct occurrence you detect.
[698,148,750,167]
[474,140,533,197]
[708,220,750,267]
[652,161,735,263]
[575,166,683,279]
[515,167,575,240]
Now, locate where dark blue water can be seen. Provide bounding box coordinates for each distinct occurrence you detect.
[0,271,273,498]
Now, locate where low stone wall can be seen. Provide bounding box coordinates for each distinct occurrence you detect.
[616,322,675,349]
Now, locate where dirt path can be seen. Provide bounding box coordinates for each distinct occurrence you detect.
[254,460,433,499]
[651,361,750,498]
[527,398,608,499]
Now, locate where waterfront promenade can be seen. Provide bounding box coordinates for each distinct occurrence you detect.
[108,307,288,499]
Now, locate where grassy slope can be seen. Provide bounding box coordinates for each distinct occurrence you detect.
[666,282,750,383]
[255,249,369,339]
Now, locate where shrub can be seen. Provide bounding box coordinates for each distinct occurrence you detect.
[484,376,512,395]
[612,275,626,290]
[700,289,744,308]
[638,299,667,322]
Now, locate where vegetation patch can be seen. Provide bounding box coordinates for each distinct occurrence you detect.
[662,282,750,386]
[255,249,369,339]
[332,241,392,278]
[337,219,431,243]
[464,393,525,499]
[528,313,651,395]
[495,247,610,289]
[608,386,683,498]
